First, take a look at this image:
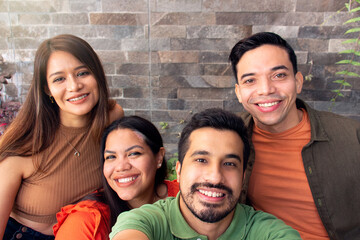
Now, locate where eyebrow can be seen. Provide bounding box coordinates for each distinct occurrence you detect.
[240,65,289,80]
[48,65,88,78]
[190,151,242,162]
[104,145,144,154]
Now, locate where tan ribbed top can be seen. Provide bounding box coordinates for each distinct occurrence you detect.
[12,124,102,223]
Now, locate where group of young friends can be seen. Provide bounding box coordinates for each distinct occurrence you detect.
[0,32,358,240]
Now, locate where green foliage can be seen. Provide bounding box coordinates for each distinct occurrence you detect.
[159,121,169,129]
[166,153,178,180]
[331,0,360,103]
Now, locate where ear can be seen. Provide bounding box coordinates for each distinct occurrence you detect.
[235,83,242,103]
[295,72,303,94]
[44,85,51,96]
[175,161,182,183]
[156,147,165,168]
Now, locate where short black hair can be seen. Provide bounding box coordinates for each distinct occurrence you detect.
[229,32,298,83]
[178,108,249,171]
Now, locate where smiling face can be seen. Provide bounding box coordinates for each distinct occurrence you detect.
[46,51,99,126]
[176,127,244,224]
[103,128,163,208]
[234,44,303,133]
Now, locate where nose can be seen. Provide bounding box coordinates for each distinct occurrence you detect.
[114,157,132,172]
[66,74,83,92]
[203,163,224,184]
[256,77,275,96]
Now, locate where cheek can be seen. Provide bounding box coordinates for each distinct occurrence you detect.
[103,162,113,179]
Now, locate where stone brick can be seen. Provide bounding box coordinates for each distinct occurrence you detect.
[12,26,48,38]
[323,12,359,27]
[298,89,334,101]
[102,63,116,75]
[90,13,148,25]
[202,76,235,88]
[170,39,235,51]
[117,63,149,75]
[296,0,346,12]
[155,0,202,12]
[86,39,122,50]
[12,49,36,62]
[203,0,296,12]
[121,39,148,51]
[224,99,244,112]
[116,98,150,110]
[159,63,201,76]
[314,100,360,115]
[302,66,327,90]
[0,27,10,38]
[158,51,198,63]
[167,99,185,110]
[187,25,251,39]
[9,1,56,13]
[152,87,178,99]
[150,25,186,38]
[158,76,191,88]
[18,14,51,25]
[198,51,227,64]
[109,87,122,98]
[152,98,168,110]
[52,13,88,25]
[307,52,341,66]
[112,75,150,88]
[292,38,329,52]
[299,26,354,39]
[49,26,97,38]
[202,63,233,76]
[102,0,148,12]
[184,100,224,110]
[253,26,299,38]
[329,39,356,53]
[296,51,308,65]
[178,87,234,100]
[123,87,150,98]
[0,13,9,25]
[13,38,43,50]
[97,51,149,64]
[151,12,216,25]
[151,110,193,122]
[150,38,171,51]
[0,1,7,12]
[69,1,101,12]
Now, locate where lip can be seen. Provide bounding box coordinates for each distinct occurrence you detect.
[197,188,226,202]
[67,93,89,103]
[255,100,282,113]
[114,174,139,187]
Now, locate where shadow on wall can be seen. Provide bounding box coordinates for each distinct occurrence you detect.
[0,55,20,135]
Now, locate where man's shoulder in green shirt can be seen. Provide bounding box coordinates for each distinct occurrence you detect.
[110,193,301,240]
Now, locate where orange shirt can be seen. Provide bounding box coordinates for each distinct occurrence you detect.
[248,110,329,240]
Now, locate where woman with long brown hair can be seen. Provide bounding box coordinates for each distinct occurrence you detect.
[0,34,123,239]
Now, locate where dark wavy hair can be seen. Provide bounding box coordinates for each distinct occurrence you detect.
[178,108,249,172]
[229,32,298,83]
[100,116,167,226]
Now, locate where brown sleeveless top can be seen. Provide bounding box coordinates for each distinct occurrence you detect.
[12,124,102,223]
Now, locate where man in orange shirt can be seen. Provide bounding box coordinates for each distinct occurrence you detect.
[229,32,360,240]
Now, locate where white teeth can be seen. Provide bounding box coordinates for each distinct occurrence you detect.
[258,101,279,107]
[198,189,224,198]
[117,176,137,183]
[68,94,87,102]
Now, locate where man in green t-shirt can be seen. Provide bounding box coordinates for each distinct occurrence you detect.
[110,109,301,240]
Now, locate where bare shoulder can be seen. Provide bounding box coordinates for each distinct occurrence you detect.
[112,229,149,240]
[0,155,34,179]
[109,103,124,123]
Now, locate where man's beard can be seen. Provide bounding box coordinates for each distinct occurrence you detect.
[180,182,238,223]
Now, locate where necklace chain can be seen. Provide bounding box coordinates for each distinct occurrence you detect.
[60,132,81,157]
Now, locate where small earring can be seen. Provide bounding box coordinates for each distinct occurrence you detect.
[49,95,54,103]
[157,163,162,168]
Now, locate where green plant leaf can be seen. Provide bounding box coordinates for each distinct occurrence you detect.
[342,39,359,44]
[345,17,360,24]
[336,59,352,64]
[343,82,352,87]
[332,89,340,93]
[333,79,345,84]
[345,27,360,34]
[339,49,360,56]
[350,6,360,12]
[338,93,345,97]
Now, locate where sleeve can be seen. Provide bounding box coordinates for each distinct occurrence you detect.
[245,206,302,240]
[164,180,179,197]
[109,204,168,240]
[53,200,110,240]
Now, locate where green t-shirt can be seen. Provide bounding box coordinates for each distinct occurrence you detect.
[110,193,301,240]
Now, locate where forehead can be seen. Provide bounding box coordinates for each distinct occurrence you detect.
[236,44,292,74]
[185,127,244,158]
[106,128,145,147]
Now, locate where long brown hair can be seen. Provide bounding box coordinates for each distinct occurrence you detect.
[0,34,114,170]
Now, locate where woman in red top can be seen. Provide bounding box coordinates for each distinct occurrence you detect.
[54,116,179,239]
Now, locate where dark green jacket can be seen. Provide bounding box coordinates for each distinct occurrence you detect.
[240,98,360,240]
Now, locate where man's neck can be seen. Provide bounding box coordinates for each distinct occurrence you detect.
[179,197,235,240]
